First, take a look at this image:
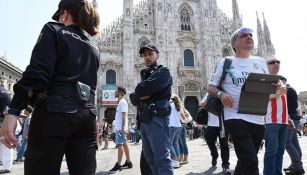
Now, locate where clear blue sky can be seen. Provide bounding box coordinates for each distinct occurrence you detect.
[0,0,306,92]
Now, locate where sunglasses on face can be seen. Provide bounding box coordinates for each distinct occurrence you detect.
[268,60,280,65]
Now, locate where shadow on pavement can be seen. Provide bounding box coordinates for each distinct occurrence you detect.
[60,171,110,175]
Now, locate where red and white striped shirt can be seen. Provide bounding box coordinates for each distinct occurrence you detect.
[265,95,288,124]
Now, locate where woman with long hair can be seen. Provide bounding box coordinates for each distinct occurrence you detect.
[169,94,185,168]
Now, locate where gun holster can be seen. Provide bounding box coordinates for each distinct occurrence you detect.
[76,82,91,102]
[140,104,153,123]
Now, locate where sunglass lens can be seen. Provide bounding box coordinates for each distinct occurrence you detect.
[269,61,280,64]
[240,28,253,33]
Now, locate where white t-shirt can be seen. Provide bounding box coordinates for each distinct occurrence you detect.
[202,93,219,127]
[111,120,116,133]
[169,103,182,127]
[115,98,128,131]
[303,114,307,123]
[209,56,268,125]
[207,112,219,127]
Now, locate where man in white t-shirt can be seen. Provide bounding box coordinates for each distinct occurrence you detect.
[200,94,231,174]
[208,27,280,175]
[109,86,133,174]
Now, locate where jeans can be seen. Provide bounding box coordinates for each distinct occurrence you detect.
[286,120,303,170]
[225,119,264,175]
[263,124,288,175]
[141,116,173,175]
[115,131,127,144]
[178,126,188,155]
[169,127,181,159]
[205,126,230,167]
[17,138,28,160]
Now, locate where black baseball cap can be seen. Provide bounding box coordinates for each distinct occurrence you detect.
[52,0,85,21]
[139,43,160,56]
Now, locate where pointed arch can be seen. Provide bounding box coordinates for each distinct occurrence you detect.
[179,3,193,31]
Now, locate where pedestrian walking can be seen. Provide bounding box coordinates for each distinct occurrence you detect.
[108,86,133,174]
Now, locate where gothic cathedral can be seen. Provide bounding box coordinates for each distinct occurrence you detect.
[94,0,275,122]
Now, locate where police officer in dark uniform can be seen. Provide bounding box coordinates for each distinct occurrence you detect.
[1,0,100,175]
[130,43,173,175]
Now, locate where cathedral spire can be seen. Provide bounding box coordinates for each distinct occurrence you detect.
[232,0,242,29]
[256,11,265,57]
[262,13,275,56]
[92,0,97,8]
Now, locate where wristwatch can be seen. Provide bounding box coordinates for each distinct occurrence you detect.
[217,91,223,99]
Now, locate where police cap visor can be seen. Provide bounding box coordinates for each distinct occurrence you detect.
[52,0,85,21]
[139,43,160,55]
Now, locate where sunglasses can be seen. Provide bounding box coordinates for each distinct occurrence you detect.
[239,28,253,34]
[268,60,280,65]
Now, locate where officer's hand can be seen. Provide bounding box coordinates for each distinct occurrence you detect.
[220,93,234,108]
[1,114,18,148]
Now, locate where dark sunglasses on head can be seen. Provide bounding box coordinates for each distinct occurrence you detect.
[268,60,280,65]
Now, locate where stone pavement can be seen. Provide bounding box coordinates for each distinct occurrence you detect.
[5,136,307,175]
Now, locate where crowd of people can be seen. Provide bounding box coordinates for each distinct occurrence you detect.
[0,0,306,175]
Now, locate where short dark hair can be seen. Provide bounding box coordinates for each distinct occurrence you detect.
[280,76,287,82]
[25,105,33,114]
[117,86,126,95]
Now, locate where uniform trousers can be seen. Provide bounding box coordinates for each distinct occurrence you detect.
[141,116,173,175]
[24,97,97,175]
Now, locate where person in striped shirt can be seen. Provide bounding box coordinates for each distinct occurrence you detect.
[263,58,289,175]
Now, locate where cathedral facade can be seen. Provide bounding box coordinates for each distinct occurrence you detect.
[94,0,275,122]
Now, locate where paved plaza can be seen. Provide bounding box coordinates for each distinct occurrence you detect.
[5,136,307,175]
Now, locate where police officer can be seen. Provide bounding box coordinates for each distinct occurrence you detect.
[1,0,100,175]
[130,43,173,175]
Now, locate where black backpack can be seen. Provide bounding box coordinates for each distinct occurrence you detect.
[196,107,208,125]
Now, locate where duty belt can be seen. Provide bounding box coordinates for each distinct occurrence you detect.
[47,86,95,104]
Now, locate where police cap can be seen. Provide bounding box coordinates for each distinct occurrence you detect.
[139,43,160,56]
[52,0,86,21]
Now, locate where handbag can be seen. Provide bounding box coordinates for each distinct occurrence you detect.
[207,58,232,116]
[181,108,193,124]
[196,107,208,125]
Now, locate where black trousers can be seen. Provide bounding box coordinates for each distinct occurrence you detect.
[225,119,264,175]
[205,126,230,167]
[24,97,97,175]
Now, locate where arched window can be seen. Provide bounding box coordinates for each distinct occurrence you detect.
[180,7,191,31]
[106,70,116,84]
[184,49,194,66]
